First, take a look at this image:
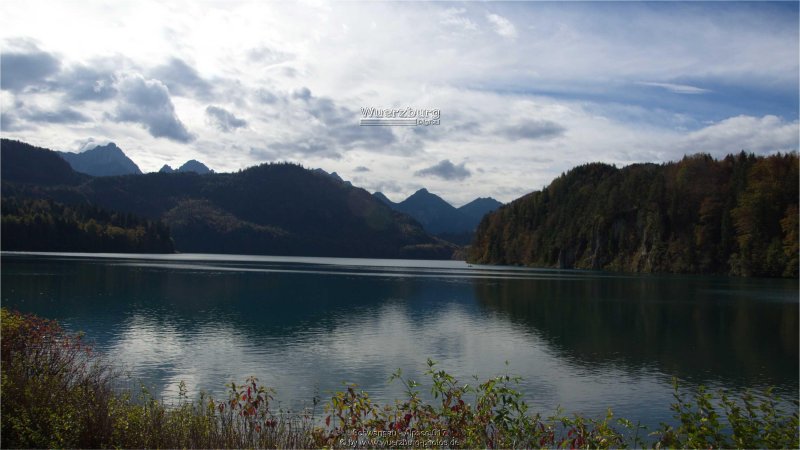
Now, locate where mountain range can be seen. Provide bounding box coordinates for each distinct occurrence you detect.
[3,138,796,277]
[55,141,500,245]
[58,143,142,177]
[159,160,213,174]
[56,142,213,176]
[1,139,455,259]
[374,189,502,245]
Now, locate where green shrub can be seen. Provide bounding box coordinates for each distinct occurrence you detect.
[655,379,799,449]
[1,309,117,448]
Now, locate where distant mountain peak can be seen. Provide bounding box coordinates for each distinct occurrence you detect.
[373,192,395,206]
[458,197,503,230]
[80,143,128,160]
[378,188,502,243]
[58,141,142,176]
[90,142,122,152]
[405,188,450,207]
[177,160,212,174]
[159,164,175,173]
[459,197,503,210]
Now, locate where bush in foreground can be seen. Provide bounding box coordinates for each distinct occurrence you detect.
[1,309,117,447]
[1,309,798,449]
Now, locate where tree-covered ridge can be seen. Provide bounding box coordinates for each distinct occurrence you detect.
[1,139,87,186]
[1,197,174,253]
[1,139,456,259]
[70,162,455,258]
[468,152,799,277]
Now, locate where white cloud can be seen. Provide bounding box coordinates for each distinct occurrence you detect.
[440,8,478,32]
[73,137,110,152]
[0,1,796,204]
[636,81,710,95]
[680,115,799,156]
[486,13,517,39]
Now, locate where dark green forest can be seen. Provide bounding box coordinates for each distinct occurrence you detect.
[1,139,454,259]
[1,197,174,253]
[468,152,799,277]
[1,140,88,186]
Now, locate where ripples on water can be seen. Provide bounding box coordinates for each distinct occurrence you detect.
[2,251,797,429]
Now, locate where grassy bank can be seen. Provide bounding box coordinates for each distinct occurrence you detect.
[1,308,797,449]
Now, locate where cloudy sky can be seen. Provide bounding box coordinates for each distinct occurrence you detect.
[1,1,797,205]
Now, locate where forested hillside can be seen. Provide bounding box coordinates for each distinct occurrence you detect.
[1,197,174,253]
[1,139,455,259]
[468,152,799,277]
[1,140,87,186]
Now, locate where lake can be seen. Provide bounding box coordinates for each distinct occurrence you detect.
[1,252,797,431]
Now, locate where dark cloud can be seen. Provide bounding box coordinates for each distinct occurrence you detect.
[414,159,471,180]
[301,92,395,149]
[291,87,312,101]
[114,74,194,142]
[0,96,27,131]
[206,105,248,132]
[268,87,395,158]
[2,91,88,127]
[354,166,370,172]
[22,106,90,124]
[1,111,21,131]
[498,120,565,141]
[0,48,121,131]
[0,41,128,101]
[58,65,118,101]
[0,47,60,92]
[150,58,214,99]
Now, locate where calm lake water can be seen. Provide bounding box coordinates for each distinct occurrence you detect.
[2,252,797,430]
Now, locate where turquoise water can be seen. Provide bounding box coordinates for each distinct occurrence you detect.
[2,252,797,430]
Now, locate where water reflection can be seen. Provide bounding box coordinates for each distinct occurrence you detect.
[472,274,798,389]
[2,253,797,428]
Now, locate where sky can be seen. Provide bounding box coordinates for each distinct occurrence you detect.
[1,1,798,206]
